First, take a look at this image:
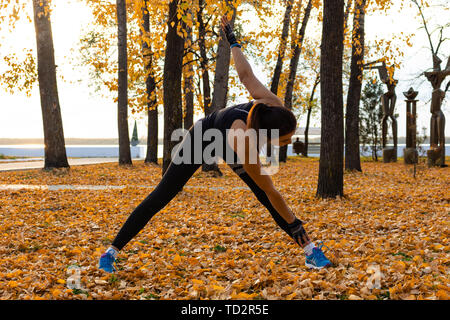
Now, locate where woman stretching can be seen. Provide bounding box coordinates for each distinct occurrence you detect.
[99,15,331,273]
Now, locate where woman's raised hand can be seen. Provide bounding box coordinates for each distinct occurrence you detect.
[220,15,239,47]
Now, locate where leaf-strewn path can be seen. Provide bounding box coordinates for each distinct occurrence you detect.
[0,158,448,300]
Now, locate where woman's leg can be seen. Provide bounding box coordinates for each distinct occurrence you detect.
[111,123,202,250]
[227,163,293,238]
[111,161,200,250]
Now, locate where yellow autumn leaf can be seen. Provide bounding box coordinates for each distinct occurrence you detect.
[192,279,203,285]
[51,289,62,297]
[173,254,182,264]
[286,292,297,300]
[212,285,225,291]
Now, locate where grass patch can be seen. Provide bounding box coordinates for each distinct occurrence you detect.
[144,293,160,300]
[212,245,227,253]
[392,252,412,261]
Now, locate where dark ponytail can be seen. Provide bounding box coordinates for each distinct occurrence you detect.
[247,103,266,132]
[247,102,297,150]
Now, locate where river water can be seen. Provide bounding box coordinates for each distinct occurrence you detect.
[0,144,449,159]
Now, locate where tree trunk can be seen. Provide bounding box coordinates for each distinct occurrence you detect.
[142,0,158,164]
[117,0,132,165]
[304,106,312,157]
[32,0,69,170]
[270,0,294,95]
[316,0,345,198]
[183,71,194,130]
[373,122,378,161]
[305,75,320,157]
[197,0,211,115]
[202,1,236,176]
[372,111,380,161]
[345,0,366,172]
[183,15,194,131]
[267,0,294,160]
[210,3,236,115]
[284,0,313,110]
[162,0,185,174]
[279,0,313,163]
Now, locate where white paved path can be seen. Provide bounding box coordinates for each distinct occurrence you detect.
[0,158,133,172]
[0,157,250,191]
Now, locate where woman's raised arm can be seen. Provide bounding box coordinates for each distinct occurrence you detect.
[221,16,283,106]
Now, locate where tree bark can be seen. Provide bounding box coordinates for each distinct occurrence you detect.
[210,3,235,115]
[183,70,194,130]
[183,14,194,131]
[345,0,366,172]
[279,0,313,163]
[162,0,185,174]
[197,0,211,115]
[284,0,313,110]
[304,74,320,157]
[142,0,158,164]
[202,1,236,175]
[32,0,69,170]
[270,0,294,95]
[267,0,294,160]
[316,0,345,198]
[117,0,132,165]
[373,119,379,161]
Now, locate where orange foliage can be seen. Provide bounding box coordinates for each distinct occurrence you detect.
[0,158,448,300]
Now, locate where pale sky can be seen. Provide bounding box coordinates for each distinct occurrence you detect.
[0,0,448,140]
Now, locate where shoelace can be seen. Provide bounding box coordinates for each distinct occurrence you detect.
[313,242,331,264]
[316,241,331,253]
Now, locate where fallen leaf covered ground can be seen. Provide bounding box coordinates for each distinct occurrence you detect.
[0,157,448,300]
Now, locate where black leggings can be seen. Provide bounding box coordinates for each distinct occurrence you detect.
[111,120,293,250]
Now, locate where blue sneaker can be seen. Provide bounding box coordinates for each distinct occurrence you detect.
[99,251,116,273]
[305,242,332,269]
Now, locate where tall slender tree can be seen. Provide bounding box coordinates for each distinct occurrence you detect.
[267,0,295,159]
[32,0,69,170]
[117,0,132,165]
[183,66,195,130]
[210,2,236,117]
[162,0,185,174]
[279,0,313,162]
[202,1,237,175]
[270,0,295,95]
[316,0,345,198]
[183,9,195,131]
[197,0,212,116]
[142,0,158,164]
[304,73,320,157]
[345,0,367,172]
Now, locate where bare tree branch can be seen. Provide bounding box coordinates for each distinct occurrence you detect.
[411,0,435,55]
[435,26,444,55]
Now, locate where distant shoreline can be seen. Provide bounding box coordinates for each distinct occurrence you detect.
[0,138,162,145]
[0,137,444,145]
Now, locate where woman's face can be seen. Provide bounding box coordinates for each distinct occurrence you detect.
[271,130,295,147]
